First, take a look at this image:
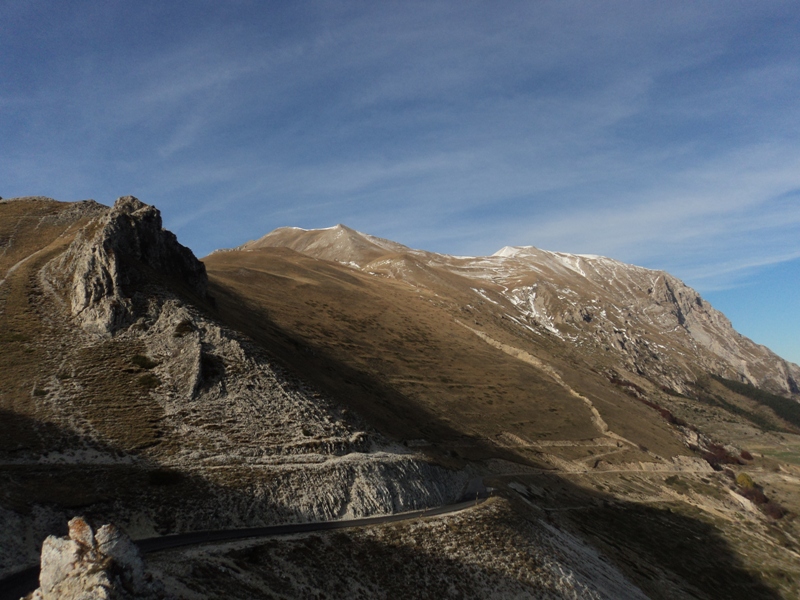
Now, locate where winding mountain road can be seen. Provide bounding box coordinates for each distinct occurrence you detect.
[0,496,488,600]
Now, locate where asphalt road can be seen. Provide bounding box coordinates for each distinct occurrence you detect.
[0,496,487,600]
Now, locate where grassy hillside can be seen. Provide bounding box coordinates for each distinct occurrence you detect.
[712,375,800,431]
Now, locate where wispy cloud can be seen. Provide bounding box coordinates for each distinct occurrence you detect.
[2,1,799,290]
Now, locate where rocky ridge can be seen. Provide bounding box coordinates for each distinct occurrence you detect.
[247,225,800,398]
[0,198,469,579]
[483,246,800,396]
[42,196,207,336]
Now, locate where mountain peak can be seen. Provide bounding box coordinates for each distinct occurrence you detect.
[492,245,537,258]
[236,223,412,267]
[234,224,799,394]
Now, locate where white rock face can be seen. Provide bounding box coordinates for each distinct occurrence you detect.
[37,536,82,597]
[95,524,147,592]
[32,517,162,600]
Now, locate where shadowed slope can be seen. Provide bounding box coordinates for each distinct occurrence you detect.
[204,226,800,598]
[205,245,691,465]
[0,199,470,581]
[2,201,797,598]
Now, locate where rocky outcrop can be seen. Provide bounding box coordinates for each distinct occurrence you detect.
[0,198,472,579]
[30,517,162,600]
[596,269,800,396]
[43,196,207,336]
[481,248,800,397]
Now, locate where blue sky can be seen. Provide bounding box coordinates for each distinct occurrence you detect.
[2,1,799,364]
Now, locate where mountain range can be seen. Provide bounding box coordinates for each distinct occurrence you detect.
[2,196,799,599]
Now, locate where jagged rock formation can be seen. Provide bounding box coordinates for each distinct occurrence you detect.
[487,246,800,396]
[30,517,161,600]
[42,196,207,336]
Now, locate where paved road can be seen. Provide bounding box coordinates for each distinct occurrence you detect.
[0,496,487,600]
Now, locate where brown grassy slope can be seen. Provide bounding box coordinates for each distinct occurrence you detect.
[0,199,173,459]
[0,199,103,453]
[1,198,83,274]
[204,247,689,463]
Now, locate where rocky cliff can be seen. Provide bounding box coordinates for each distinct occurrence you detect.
[485,246,800,397]
[42,196,207,336]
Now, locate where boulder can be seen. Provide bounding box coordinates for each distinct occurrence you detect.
[31,517,163,600]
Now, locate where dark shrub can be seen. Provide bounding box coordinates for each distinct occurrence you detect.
[762,501,786,520]
[131,354,159,369]
[702,444,742,468]
[740,486,768,505]
[138,373,160,389]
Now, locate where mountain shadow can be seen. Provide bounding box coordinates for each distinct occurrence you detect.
[205,284,786,600]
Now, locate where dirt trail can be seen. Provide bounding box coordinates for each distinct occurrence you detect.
[0,216,76,288]
[457,321,638,449]
[0,249,45,288]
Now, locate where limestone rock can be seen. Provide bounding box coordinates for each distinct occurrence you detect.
[37,536,82,597]
[31,517,164,600]
[95,524,147,591]
[67,516,95,549]
[42,196,207,336]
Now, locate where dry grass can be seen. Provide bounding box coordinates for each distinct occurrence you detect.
[4,200,800,597]
[0,202,166,456]
[204,247,689,465]
[69,339,166,451]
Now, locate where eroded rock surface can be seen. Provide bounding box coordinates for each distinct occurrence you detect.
[43,196,207,336]
[31,517,163,600]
